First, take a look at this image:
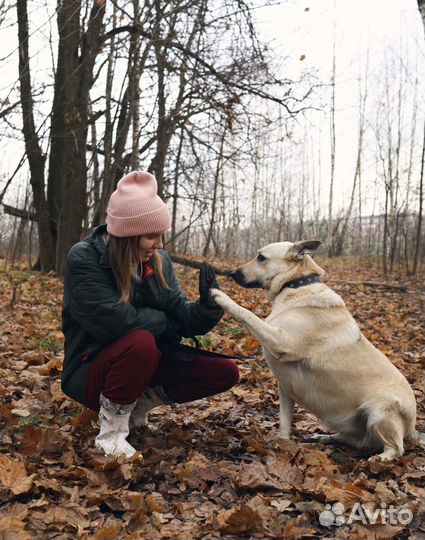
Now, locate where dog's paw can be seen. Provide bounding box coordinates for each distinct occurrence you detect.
[308,433,335,444]
[368,451,398,463]
[210,288,234,310]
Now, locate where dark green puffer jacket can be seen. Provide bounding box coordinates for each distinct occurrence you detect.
[61,225,223,404]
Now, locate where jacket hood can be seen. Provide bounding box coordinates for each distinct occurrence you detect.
[85,225,111,268]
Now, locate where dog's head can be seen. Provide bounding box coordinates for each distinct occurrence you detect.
[231,240,323,298]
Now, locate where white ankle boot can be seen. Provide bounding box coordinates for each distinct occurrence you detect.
[130,386,171,428]
[95,394,137,458]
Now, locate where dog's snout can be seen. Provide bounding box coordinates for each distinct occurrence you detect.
[231,268,262,288]
[231,268,244,284]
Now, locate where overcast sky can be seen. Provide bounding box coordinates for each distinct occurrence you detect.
[253,0,425,214]
[256,0,424,78]
[1,0,425,216]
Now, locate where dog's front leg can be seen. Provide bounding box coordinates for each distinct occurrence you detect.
[211,289,290,358]
[278,384,294,440]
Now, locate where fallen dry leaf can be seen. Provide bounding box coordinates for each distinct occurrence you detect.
[0,515,31,540]
[236,460,284,491]
[351,523,405,539]
[216,504,261,534]
[0,455,34,496]
[0,257,423,539]
[81,518,123,540]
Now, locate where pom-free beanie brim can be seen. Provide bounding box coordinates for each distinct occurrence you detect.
[106,171,171,237]
[107,204,171,237]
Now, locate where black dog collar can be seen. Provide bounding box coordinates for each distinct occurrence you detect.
[280,274,321,293]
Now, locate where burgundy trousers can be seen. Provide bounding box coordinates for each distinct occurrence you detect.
[84,329,239,411]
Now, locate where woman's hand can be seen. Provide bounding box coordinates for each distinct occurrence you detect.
[199,262,220,309]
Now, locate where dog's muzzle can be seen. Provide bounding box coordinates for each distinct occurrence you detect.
[231,269,262,288]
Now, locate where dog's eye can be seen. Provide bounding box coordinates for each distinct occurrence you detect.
[257,253,266,262]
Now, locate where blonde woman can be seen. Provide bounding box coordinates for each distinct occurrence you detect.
[61,171,239,458]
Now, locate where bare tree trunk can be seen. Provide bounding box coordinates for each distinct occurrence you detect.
[149,0,208,197]
[327,8,336,256]
[16,0,55,271]
[417,0,425,32]
[383,187,389,276]
[412,119,425,275]
[92,2,117,226]
[170,127,184,254]
[403,74,418,274]
[28,204,35,270]
[130,0,141,170]
[47,0,67,244]
[10,187,22,267]
[12,218,26,267]
[56,0,106,275]
[389,59,404,273]
[94,14,152,226]
[90,97,100,229]
[152,0,167,197]
[334,68,367,257]
[203,124,227,257]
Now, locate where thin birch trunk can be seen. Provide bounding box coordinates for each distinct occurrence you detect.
[412,119,425,275]
[203,123,227,257]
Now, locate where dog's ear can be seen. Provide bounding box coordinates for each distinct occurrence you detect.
[290,240,321,260]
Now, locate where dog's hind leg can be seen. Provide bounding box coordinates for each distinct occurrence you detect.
[367,408,405,462]
[278,384,294,440]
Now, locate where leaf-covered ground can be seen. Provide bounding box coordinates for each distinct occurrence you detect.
[0,257,424,540]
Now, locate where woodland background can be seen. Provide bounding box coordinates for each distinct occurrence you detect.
[0,0,424,275]
[0,1,424,539]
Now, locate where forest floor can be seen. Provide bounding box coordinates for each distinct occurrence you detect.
[0,256,424,540]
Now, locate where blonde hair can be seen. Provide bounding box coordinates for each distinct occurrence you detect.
[107,235,169,304]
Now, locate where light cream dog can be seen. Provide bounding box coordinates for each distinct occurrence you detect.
[211,240,423,461]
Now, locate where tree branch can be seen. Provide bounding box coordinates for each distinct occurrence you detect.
[2,204,37,221]
[102,24,300,113]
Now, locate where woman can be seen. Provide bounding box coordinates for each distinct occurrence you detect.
[61,171,239,458]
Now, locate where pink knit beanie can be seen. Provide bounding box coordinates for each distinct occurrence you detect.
[106,171,171,237]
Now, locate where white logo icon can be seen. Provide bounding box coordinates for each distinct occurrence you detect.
[319,502,413,527]
[319,503,345,526]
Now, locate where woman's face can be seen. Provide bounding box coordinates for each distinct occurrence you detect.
[138,232,164,262]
